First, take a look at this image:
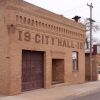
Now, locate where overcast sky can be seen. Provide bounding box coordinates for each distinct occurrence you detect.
[24,0,100,41]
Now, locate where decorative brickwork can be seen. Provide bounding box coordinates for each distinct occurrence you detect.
[0,0,85,95]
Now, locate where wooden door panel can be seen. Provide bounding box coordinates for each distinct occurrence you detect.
[22,50,44,92]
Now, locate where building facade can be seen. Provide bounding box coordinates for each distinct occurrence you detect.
[85,45,100,81]
[0,0,85,95]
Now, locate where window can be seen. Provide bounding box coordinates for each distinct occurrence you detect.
[72,51,78,71]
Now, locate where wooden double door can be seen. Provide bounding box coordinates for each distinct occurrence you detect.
[22,50,44,92]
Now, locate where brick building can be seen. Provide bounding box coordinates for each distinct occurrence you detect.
[85,45,100,81]
[0,0,85,95]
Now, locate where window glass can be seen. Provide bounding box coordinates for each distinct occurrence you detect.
[72,51,78,71]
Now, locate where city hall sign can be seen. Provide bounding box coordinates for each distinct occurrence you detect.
[17,30,84,49]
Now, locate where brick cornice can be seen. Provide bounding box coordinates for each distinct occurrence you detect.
[6,5,85,32]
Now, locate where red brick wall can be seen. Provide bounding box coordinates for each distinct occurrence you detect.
[85,53,98,81]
